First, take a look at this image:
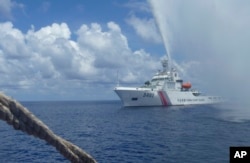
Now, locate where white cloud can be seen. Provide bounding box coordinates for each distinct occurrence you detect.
[76,21,159,83]
[0,22,29,58]
[124,1,151,13]
[0,0,24,20]
[0,0,13,19]
[126,14,162,43]
[0,21,160,100]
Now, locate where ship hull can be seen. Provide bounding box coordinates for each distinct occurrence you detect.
[114,87,222,107]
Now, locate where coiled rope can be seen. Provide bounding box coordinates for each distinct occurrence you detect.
[0,93,96,163]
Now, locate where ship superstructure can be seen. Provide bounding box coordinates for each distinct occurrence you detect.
[114,58,222,107]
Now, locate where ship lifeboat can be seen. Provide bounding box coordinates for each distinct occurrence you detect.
[182,82,191,89]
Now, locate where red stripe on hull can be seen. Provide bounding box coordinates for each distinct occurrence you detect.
[158,91,168,106]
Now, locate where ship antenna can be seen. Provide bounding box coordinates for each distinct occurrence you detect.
[161,58,169,72]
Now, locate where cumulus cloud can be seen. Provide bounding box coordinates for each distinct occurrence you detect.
[76,21,159,83]
[0,21,160,100]
[0,22,29,58]
[126,15,162,43]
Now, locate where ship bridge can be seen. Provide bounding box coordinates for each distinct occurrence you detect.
[142,58,183,90]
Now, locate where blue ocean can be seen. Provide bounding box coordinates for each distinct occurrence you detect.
[0,101,250,163]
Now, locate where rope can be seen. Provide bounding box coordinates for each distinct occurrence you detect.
[0,93,97,163]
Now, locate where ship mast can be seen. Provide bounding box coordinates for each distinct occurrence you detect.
[161,58,169,73]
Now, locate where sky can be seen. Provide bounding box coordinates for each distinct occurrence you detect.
[0,0,250,102]
[0,0,167,101]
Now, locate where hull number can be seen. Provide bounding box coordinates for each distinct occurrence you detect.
[143,92,154,98]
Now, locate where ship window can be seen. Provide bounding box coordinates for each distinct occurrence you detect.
[192,92,200,96]
[131,97,138,101]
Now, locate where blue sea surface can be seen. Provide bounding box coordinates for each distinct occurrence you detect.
[0,101,250,163]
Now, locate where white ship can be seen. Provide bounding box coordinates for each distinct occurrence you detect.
[114,58,222,107]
